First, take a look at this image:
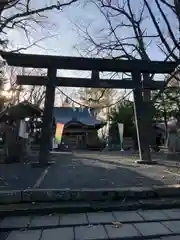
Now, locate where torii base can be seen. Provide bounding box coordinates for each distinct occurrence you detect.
[31,161,55,168]
[135,160,158,165]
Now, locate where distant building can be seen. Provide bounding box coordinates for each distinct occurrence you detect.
[53,106,105,150]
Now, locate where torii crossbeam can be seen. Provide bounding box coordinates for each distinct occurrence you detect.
[1,51,179,165]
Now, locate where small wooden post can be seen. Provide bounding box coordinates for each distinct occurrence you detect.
[39,68,57,165]
[132,71,152,163]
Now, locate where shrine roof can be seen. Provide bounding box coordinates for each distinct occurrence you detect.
[53,107,105,127]
[0,101,42,121]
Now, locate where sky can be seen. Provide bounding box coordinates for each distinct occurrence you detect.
[6,0,176,59]
[7,1,95,57]
[3,0,179,105]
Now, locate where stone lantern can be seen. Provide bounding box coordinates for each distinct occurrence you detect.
[166,118,180,159]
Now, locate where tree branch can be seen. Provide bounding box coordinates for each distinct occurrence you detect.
[144,0,178,61]
[0,0,77,33]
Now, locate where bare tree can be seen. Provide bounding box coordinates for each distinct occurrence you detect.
[79,88,115,107]
[0,0,78,110]
[144,0,179,61]
[0,0,78,50]
[6,66,46,107]
[76,0,179,86]
[76,0,180,103]
[6,67,77,108]
[75,0,180,158]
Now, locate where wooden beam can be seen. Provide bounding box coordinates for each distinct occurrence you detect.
[1,51,178,73]
[16,75,165,90]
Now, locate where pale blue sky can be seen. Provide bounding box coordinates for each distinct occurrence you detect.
[7,0,178,61]
[7,1,95,56]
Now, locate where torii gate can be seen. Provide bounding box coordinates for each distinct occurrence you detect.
[1,51,179,165]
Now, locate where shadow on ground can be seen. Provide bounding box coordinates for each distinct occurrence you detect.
[0,162,45,190]
[1,151,180,190]
[40,152,165,189]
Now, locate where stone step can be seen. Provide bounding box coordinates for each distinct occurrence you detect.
[1,198,180,217]
[1,185,180,204]
[1,210,180,240]
[0,213,180,231]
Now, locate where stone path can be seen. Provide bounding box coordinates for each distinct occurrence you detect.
[0,162,45,190]
[1,151,180,191]
[39,152,180,189]
[1,209,180,239]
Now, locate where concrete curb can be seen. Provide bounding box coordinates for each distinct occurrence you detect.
[1,198,180,217]
[0,190,21,204]
[166,152,180,160]
[1,185,180,204]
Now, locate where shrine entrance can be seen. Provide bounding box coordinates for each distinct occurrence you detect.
[1,51,179,165]
[63,133,83,149]
[63,122,85,149]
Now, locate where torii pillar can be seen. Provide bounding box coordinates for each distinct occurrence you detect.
[38,68,57,165]
[132,71,156,164]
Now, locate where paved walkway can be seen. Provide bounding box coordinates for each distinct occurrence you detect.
[39,152,180,189]
[0,162,45,190]
[1,151,180,190]
[1,208,180,239]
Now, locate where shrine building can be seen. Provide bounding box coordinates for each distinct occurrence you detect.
[53,106,105,150]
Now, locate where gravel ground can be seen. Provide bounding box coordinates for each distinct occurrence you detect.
[1,151,180,190]
[0,162,45,190]
[39,151,180,189]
